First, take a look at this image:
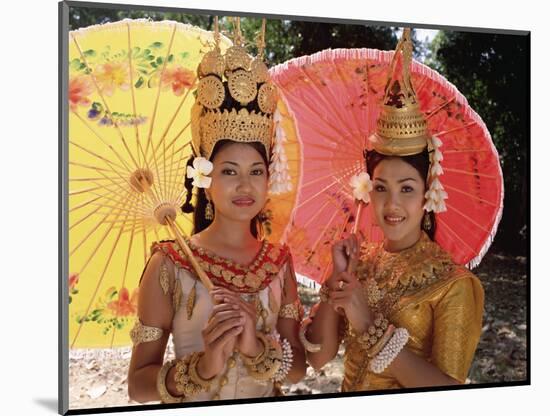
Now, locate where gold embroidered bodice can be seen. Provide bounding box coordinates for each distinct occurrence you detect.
[147,239,291,401]
[342,232,485,391]
[151,239,289,294]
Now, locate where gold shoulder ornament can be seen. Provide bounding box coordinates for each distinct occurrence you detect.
[130,320,164,346]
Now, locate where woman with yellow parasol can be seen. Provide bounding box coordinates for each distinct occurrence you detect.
[127,18,306,403]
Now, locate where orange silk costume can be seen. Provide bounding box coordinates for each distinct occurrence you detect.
[342,232,484,391]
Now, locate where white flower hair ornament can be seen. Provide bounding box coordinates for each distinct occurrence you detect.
[423,135,448,213]
[186,157,213,189]
[350,172,373,204]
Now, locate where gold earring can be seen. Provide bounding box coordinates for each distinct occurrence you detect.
[205,199,214,220]
[257,209,266,222]
[422,212,432,231]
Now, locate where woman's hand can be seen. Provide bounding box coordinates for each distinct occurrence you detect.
[328,234,360,288]
[328,271,373,333]
[211,288,263,358]
[197,300,244,379]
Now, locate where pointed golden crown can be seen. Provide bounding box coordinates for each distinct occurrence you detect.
[191,17,277,160]
[369,28,430,156]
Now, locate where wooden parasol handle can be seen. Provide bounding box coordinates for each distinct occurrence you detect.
[165,216,214,292]
[346,202,365,273]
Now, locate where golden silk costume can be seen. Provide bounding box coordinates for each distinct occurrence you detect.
[342,232,484,391]
[150,239,293,400]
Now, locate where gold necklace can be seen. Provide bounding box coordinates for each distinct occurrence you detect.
[366,234,448,317]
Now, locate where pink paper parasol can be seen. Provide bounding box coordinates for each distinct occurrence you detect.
[270,48,503,284]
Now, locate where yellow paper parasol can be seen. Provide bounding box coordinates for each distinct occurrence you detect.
[67,18,301,349]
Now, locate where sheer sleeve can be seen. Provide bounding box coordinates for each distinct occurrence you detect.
[431,272,484,383]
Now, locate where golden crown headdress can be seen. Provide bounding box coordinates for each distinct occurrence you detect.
[190,17,290,194]
[192,17,276,159]
[368,28,448,213]
[369,28,430,156]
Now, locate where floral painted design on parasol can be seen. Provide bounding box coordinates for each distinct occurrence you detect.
[67,19,301,348]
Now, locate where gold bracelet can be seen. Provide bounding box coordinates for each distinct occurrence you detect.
[298,318,321,353]
[188,352,215,390]
[240,333,269,366]
[243,332,283,381]
[174,352,213,396]
[156,360,184,403]
[318,285,330,303]
[368,324,395,358]
[348,313,389,350]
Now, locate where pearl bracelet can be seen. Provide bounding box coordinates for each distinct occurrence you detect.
[368,327,410,374]
[272,332,294,382]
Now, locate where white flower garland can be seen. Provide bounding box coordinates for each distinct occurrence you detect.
[423,135,448,213]
[268,109,292,194]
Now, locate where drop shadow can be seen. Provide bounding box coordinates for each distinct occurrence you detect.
[34,398,58,413]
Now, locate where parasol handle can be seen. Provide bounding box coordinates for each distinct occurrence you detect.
[351,202,364,235]
[165,216,214,292]
[346,202,365,273]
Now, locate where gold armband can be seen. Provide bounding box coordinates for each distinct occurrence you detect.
[278,299,303,321]
[130,320,164,346]
[157,360,184,403]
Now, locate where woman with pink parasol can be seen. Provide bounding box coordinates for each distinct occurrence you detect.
[297,29,491,390]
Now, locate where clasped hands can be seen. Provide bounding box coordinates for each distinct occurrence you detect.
[197,287,263,379]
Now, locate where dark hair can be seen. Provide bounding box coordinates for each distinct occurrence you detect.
[181,140,270,238]
[365,148,436,240]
